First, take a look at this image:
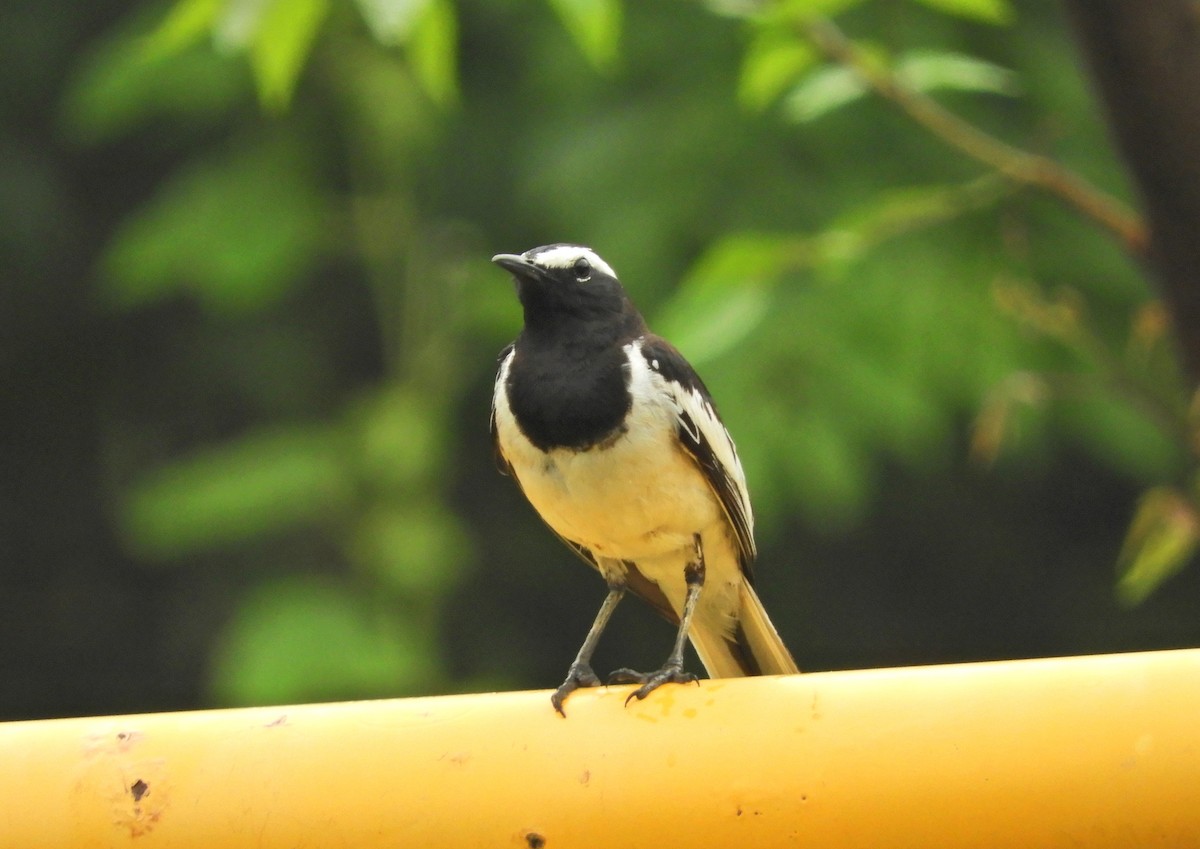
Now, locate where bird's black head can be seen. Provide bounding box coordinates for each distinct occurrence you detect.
[492,244,642,338]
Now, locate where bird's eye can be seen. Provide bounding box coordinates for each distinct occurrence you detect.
[572,257,592,281]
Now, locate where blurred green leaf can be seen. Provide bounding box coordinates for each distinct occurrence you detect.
[739,30,818,111]
[909,0,1014,25]
[683,233,802,290]
[353,387,446,488]
[354,0,430,44]
[210,576,435,704]
[895,50,1018,97]
[407,0,459,105]
[783,48,1014,125]
[778,407,873,527]
[1116,487,1199,605]
[337,43,440,173]
[655,234,799,365]
[833,178,1006,234]
[61,25,244,142]
[349,504,471,595]
[122,425,351,558]
[712,219,1030,529]
[830,340,947,461]
[701,0,760,17]
[783,63,867,122]
[786,0,877,16]
[1060,393,1183,483]
[249,0,330,110]
[101,134,325,313]
[814,178,1010,276]
[547,0,622,70]
[659,285,770,369]
[144,0,222,59]
[707,0,868,18]
[213,0,270,50]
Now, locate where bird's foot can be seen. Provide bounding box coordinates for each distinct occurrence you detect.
[608,661,698,705]
[551,662,603,716]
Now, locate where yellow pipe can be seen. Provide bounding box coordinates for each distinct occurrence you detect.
[2,648,1198,848]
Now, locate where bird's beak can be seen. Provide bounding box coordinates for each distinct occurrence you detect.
[492,253,548,285]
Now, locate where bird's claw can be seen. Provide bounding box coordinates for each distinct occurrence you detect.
[551,662,603,716]
[607,662,698,705]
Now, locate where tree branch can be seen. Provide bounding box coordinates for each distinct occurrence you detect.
[801,17,1148,258]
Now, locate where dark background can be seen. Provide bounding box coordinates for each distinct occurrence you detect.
[3,0,1198,720]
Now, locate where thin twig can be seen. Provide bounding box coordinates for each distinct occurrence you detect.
[802,17,1149,255]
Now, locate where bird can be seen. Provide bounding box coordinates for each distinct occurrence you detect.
[490,243,798,716]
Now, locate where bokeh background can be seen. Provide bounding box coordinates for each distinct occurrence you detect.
[4,0,1198,721]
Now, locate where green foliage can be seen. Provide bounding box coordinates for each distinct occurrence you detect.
[739,30,818,111]
[894,50,1018,97]
[62,17,244,142]
[355,0,427,41]
[353,388,447,489]
[122,425,352,559]
[785,49,1017,123]
[101,135,326,313]
[140,0,461,108]
[47,0,1199,711]
[248,0,331,111]
[141,0,333,109]
[1117,487,1200,606]
[210,576,437,703]
[352,0,462,105]
[348,503,470,595]
[142,0,224,58]
[784,61,869,122]
[1061,395,1182,483]
[909,0,1013,25]
[547,0,623,69]
[655,234,790,363]
[405,0,460,105]
[657,177,1011,367]
[715,225,1021,526]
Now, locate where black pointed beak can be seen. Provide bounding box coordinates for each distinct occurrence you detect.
[492,253,548,285]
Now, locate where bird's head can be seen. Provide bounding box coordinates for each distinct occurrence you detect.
[492,244,636,333]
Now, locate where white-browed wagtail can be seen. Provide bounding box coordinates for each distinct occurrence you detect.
[490,244,798,715]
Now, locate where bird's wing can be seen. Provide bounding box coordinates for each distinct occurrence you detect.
[638,336,757,578]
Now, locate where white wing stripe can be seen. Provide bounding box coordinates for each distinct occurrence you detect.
[673,384,754,535]
[627,339,755,555]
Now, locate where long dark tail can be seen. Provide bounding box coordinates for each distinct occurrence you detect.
[689,579,799,677]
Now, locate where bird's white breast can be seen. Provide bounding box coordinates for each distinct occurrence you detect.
[494,342,724,562]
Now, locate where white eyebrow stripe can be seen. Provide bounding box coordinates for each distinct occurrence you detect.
[527,245,617,279]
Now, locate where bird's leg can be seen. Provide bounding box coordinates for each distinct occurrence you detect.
[608,534,704,704]
[552,583,626,716]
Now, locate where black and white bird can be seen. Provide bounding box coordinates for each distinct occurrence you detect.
[490,244,798,715]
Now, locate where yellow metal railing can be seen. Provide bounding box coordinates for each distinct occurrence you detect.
[2,648,1198,847]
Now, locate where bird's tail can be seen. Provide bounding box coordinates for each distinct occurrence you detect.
[690,579,799,678]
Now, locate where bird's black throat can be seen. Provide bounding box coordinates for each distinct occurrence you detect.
[506,311,644,452]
